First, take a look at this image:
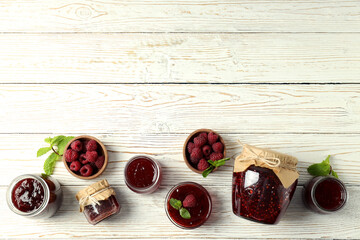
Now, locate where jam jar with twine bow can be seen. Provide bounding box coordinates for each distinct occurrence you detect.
[232,144,299,224]
[76,179,120,225]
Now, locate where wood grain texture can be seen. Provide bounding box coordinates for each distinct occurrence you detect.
[1,84,360,134]
[0,0,360,32]
[1,33,360,83]
[1,185,359,239]
[1,133,360,187]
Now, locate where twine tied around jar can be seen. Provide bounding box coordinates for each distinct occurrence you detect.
[78,187,111,207]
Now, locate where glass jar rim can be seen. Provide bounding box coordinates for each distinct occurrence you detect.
[124,155,161,193]
[164,181,212,229]
[310,176,348,212]
[6,174,50,217]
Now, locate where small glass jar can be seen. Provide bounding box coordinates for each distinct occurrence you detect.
[76,179,120,225]
[165,182,212,229]
[303,176,347,213]
[124,155,162,194]
[232,165,297,224]
[6,174,63,218]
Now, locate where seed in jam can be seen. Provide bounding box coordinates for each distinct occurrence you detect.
[314,178,346,211]
[126,158,157,188]
[12,178,45,212]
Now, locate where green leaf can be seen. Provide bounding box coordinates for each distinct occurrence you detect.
[169,198,182,210]
[179,207,191,219]
[43,152,60,176]
[307,155,333,177]
[202,166,215,178]
[41,173,49,179]
[324,155,330,165]
[57,136,75,155]
[331,170,339,179]
[44,137,52,144]
[207,158,230,168]
[50,135,65,146]
[37,147,52,157]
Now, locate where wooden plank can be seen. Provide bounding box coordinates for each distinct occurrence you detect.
[0,0,360,32]
[0,185,359,239]
[1,133,359,186]
[1,33,360,83]
[0,84,360,134]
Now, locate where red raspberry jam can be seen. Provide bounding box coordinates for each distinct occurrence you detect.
[232,165,297,224]
[83,196,120,225]
[12,178,44,212]
[165,182,212,229]
[303,176,347,213]
[124,156,161,194]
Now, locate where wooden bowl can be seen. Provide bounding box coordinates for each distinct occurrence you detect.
[183,129,226,174]
[62,135,108,180]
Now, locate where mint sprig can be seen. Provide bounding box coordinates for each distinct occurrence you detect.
[307,155,339,179]
[37,135,74,176]
[202,158,230,178]
[169,198,191,219]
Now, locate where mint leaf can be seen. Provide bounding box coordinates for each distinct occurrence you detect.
[57,136,74,155]
[307,155,336,177]
[50,135,65,146]
[169,198,182,210]
[209,158,230,167]
[37,147,52,157]
[202,166,214,178]
[43,152,60,175]
[331,170,339,179]
[324,155,330,164]
[44,137,52,144]
[179,207,191,219]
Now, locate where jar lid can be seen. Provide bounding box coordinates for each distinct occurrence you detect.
[234,144,299,188]
[76,179,115,212]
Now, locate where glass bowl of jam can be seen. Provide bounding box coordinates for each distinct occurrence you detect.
[165,182,212,229]
[124,155,162,194]
[6,174,63,218]
[232,165,297,224]
[303,176,347,213]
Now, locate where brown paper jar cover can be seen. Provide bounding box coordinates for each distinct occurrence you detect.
[234,144,299,188]
[76,179,116,212]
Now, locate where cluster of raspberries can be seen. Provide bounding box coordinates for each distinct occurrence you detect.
[65,139,105,177]
[186,131,224,171]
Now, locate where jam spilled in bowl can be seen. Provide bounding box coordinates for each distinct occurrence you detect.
[124,156,161,194]
[165,182,212,229]
[232,165,297,224]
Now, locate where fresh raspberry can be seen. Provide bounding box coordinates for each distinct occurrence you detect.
[80,164,93,177]
[95,156,105,169]
[65,149,79,162]
[190,147,203,164]
[187,142,195,154]
[194,135,207,148]
[202,145,212,156]
[208,131,219,145]
[210,152,223,161]
[86,151,98,162]
[86,140,98,151]
[70,161,82,172]
[197,158,209,171]
[70,140,82,152]
[183,194,197,208]
[199,132,208,142]
[212,142,224,153]
[79,153,88,164]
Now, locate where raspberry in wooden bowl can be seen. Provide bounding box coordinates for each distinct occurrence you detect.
[183,129,226,174]
[62,135,108,180]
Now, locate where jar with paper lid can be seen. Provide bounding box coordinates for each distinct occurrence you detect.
[232,144,299,224]
[76,179,120,225]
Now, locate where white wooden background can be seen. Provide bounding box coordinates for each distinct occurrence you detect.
[1,0,360,239]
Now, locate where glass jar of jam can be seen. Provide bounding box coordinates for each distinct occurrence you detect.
[303,176,347,213]
[124,155,162,194]
[6,174,63,218]
[232,165,297,224]
[76,179,120,225]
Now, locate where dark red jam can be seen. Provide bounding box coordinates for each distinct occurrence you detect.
[303,176,347,213]
[83,195,120,225]
[166,182,212,229]
[11,178,44,212]
[232,165,297,224]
